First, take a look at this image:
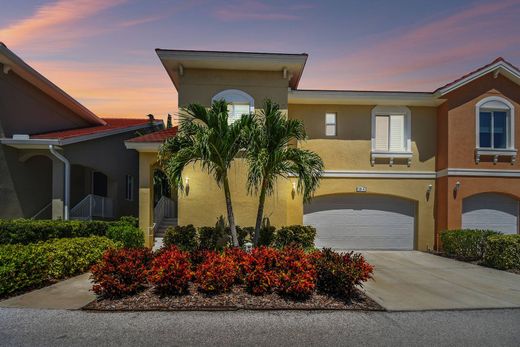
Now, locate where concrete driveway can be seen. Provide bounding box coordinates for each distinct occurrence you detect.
[360,251,520,311]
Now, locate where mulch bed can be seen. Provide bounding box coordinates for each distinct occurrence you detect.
[84,283,383,311]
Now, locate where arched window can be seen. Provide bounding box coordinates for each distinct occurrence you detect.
[212,89,254,124]
[476,96,515,150]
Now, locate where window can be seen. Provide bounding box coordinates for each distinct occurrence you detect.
[476,97,514,150]
[212,89,254,124]
[125,175,134,201]
[325,113,336,136]
[371,106,411,153]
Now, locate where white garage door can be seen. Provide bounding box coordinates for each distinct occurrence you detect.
[462,193,519,234]
[304,195,416,250]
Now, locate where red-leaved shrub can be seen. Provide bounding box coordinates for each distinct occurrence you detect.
[312,248,374,298]
[148,246,193,294]
[195,252,237,293]
[224,247,250,283]
[277,247,316,298]
[91,248,153,298]
[244,247,280,295]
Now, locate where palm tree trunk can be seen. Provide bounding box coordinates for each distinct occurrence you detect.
[254,178,268,246]
[223,176,239,247]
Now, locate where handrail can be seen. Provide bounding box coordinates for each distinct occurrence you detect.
[70,194,113,220]
[31,202,52,219]
[153,195,175,225]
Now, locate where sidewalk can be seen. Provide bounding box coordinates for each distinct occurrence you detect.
[0,273,95,310]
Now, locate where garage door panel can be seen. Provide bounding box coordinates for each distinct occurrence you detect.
[304,195,415,250]
[462,193,519,234]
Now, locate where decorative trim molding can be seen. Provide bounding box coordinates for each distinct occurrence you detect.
[320,170,436,179]
[437,168,520,178]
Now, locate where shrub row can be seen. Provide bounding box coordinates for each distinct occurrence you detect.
[90,246,374,300]
[0,216,139,245]
[440,230,520,270]
[164,224,315,251]
[0,236,119,296]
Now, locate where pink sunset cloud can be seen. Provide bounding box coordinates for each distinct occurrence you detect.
[0,0,126,50]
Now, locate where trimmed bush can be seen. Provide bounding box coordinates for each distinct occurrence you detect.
[148,247,193,294]
[483,234,520,270]
[244,247,280,295]
[198,226,228,251]
[312,248,374,298]
[273,225,316,249]
[106,224,144,248]
[91,248,153,298]
[277,247,316,298]
[224,247,250,283]
[0,236,118,296]
[163,225,198,251]
[441,229,499,260]
[195,252,237,293]
[258,224,276,247]
[0,217,137,245]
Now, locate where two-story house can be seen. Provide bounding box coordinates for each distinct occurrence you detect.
[127,49,520,250]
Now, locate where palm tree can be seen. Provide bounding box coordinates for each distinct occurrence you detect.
[247,100,324,246]
[159,100,253,247]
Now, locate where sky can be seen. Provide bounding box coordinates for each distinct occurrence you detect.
[1,0,519,122]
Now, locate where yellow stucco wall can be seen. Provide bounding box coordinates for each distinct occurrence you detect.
[178,160,302,228]
[289,104,437,171]
[312,178,436,251]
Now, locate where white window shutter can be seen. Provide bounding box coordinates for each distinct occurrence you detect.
[389,114,405,151]
[375,115,389,151]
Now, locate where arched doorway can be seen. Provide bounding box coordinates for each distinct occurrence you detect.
[462,193,519,234]
[304,194,417,250]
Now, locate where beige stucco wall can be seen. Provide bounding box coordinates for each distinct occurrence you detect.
[178,69,289,109]
[178,160,302,228]
[288,104,437,171]
[312,177,436,251]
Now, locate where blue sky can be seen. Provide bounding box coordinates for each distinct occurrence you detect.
[1,0,519,119]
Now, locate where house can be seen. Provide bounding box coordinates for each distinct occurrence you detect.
[128,49,520,250]
[0,43,163,220]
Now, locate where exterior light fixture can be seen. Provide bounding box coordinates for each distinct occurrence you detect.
[291,182,296,199]
[455,181,461,192]
[427,184,433,193]
[185,177,190,196]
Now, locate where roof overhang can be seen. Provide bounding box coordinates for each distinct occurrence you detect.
[289,90,443,107]
[0,121,161,149]
[0,43,105,126]
[156,49,308,90]
[124,141,161,152]
[434,59,520,96]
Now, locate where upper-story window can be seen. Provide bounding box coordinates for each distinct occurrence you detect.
[476,96,515,150]
[371,106,412,166]
[325,112,336,136]
[212,89,254,124]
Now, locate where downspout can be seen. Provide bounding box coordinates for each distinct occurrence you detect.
[49,145,70,220]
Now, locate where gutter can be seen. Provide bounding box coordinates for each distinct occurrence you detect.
[49,145,70,220]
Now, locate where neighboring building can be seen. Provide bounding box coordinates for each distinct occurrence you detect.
[0,43,163,220]
[127,49,520,250]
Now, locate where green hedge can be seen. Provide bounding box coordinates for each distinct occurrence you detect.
[106,224,144,248]
[0,236,119,296]
[440,229,498,260]
[0,217,137,245]
[483,234,520,270]
[164,225,198,251]
[273,225,316,250]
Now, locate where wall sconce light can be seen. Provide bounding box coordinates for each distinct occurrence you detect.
[291,182,296,200]
[427,184,433,194]
[454,181,461,192]
[185,177,190,196]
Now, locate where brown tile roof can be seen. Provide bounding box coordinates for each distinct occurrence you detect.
[127,126,178,143]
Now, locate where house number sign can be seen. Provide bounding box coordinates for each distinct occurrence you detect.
[356,186,367,192]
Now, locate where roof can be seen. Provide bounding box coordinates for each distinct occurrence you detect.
[1,118,163,149]
[0,43,105,126]
[126,126,178,143]
[434,57,520,96]
[31,118,153,140]
[156,49,308,90]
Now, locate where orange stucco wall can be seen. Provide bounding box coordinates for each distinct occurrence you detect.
[434,73,520,248]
